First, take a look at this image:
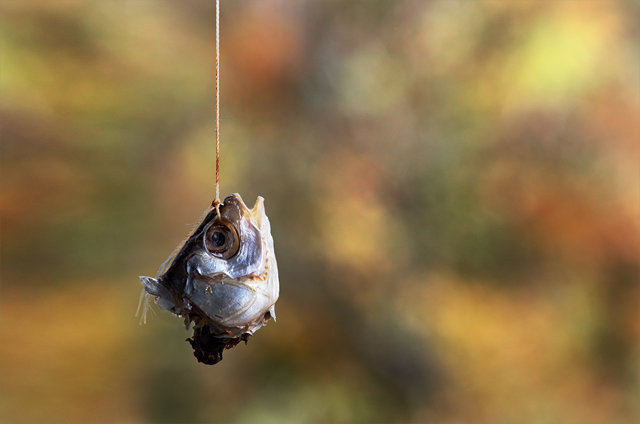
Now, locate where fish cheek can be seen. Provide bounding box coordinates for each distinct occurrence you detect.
[226,218,264,278]
[188,277,257,324]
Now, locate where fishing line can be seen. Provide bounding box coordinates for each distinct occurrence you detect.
[213,0,222,218]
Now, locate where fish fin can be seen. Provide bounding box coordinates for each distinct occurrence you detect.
[268,304,277,322]
[139,275,177,312]
[135,287,152,325]
[251,196,265,228]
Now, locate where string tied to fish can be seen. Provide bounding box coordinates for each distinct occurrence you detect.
[213,0,222,220]
[138,0,280,365]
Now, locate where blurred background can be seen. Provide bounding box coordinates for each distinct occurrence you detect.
[1,0,639,423]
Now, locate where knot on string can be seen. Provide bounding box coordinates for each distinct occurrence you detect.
[212,198,222,220]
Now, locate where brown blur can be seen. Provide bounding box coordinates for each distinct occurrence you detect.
[1,1,639,423]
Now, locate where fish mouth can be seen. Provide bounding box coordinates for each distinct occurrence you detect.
[185,275,258,328]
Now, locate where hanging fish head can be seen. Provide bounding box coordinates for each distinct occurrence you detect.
[139,193,279,364]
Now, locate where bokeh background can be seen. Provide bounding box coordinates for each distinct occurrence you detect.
[1,0,639,423]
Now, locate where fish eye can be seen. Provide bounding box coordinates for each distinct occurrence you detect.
[205,220,240,259]
[211,230,225,247]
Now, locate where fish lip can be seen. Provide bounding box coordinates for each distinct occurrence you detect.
[185,267,256,296]
[188,263,247,285]
[193,274,254,290]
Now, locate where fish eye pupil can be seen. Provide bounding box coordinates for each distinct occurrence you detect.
[211,231,226,247]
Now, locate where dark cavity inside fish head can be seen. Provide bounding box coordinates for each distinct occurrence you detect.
[139,193,279,337]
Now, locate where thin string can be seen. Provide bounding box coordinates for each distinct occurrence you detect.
[213,0,222,218]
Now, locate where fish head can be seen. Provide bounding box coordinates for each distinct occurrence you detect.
[139,193,279,337]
